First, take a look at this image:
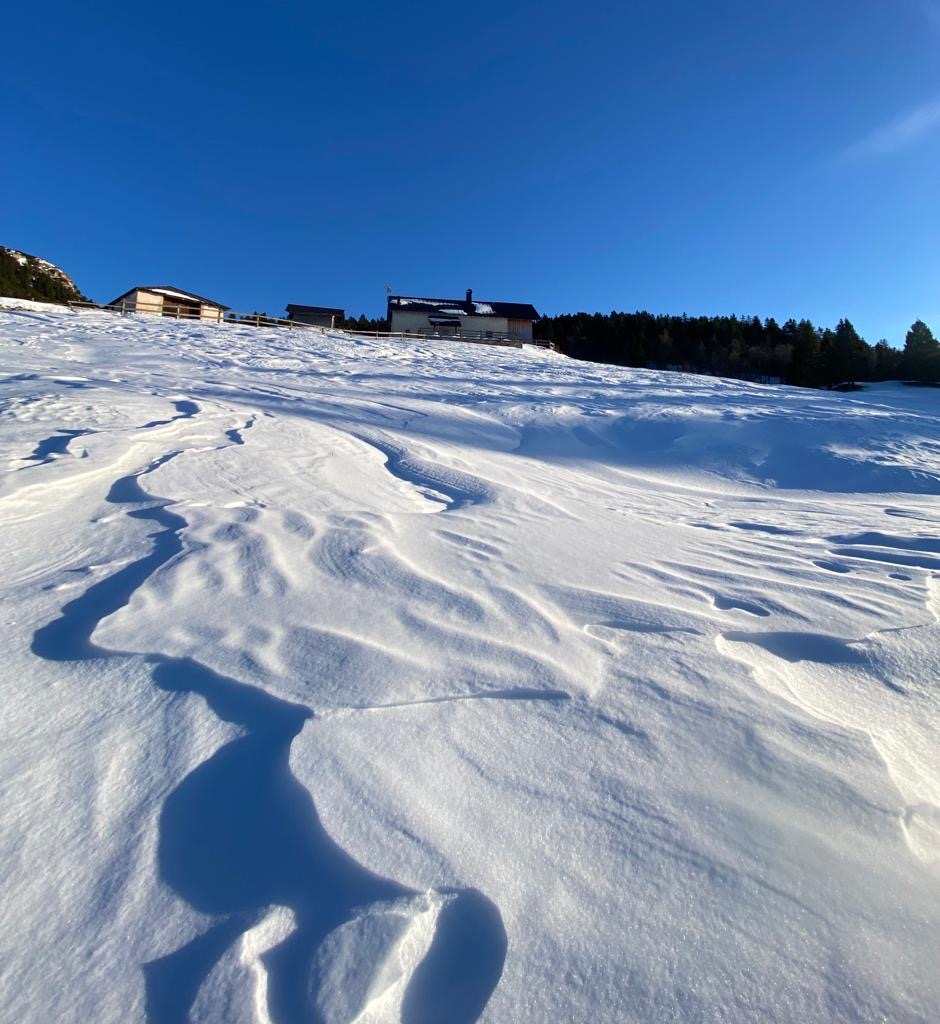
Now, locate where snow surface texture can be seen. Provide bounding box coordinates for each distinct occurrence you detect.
[1,303,939,1023]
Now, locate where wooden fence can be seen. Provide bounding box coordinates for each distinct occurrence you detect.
[343,328,524,348]
[66,299,321,332]
[343,328,552,349]
[66,300,552,349]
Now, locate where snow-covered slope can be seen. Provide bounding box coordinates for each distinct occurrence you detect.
[1,303,939,1023]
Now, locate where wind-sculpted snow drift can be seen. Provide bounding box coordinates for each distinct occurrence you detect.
[2,302,940,1023]
[30,442,507,1024]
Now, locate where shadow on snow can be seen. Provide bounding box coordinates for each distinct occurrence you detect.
[30,456,506,1024]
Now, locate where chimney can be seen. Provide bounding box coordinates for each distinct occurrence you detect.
[466,288,473,311]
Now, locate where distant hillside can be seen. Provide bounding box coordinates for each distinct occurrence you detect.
[0,247,87,304]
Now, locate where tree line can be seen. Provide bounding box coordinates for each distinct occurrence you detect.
[534,312,940,387]
[339,313,389,332]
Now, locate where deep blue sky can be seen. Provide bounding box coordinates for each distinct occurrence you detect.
[3,1,938,343]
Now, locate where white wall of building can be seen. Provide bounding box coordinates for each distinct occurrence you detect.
[462,315,511,335]
[390,309,531,339]
[390,310,437,333]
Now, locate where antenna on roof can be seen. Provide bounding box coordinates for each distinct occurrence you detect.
[384,283,392,295]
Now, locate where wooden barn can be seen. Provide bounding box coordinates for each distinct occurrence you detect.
[109,286,229,322]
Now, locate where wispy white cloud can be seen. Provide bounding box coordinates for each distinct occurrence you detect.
[840,94,940,161]
[835,1,940,162]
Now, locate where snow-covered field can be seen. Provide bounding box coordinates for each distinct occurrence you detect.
[1,301,939,1023]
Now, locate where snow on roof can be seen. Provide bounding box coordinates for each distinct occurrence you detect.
[388,295,540,320]
[149,288,206,303]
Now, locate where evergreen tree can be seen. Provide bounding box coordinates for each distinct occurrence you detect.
[785,319,822,387]
[834,319,870,381]
[873,339,901,380]
[338,313,387,332]
[901,320,940,382]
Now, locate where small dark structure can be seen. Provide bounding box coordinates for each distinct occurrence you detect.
[285,304,344,329]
